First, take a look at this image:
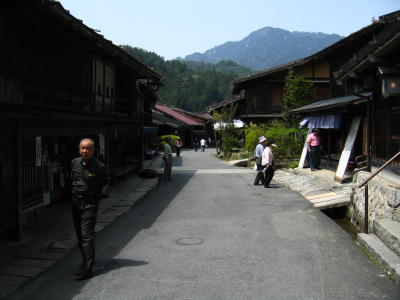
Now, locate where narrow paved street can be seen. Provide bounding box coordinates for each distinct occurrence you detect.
[10,150,399,300]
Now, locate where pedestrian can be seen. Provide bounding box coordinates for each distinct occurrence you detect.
[262,141,277,188]
[200,138,207,152]
[253,136,267,185]
[163,136,173,181]
[175,137,183,157]
[207,137,212,146]
[71,138,108,279]
[306,128,321,171]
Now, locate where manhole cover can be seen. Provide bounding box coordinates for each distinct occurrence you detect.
[175,237,204,246]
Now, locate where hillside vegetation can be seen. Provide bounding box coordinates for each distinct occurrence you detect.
[183,26,343,70]
[121,45,251,112]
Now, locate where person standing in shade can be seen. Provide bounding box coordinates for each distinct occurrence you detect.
[253,136,267,185]
[200,138,207,152]
[262,141,276,188]
[193,139,199,152]
[163,136,173,181]
[306,128,321,171]
[174,137,183,157]
[71,138,108,279]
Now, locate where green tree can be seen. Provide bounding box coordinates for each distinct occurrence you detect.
[282,70,313,127]
[212,104,239,158]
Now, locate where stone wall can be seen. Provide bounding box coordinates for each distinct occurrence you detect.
[348,171,400,232]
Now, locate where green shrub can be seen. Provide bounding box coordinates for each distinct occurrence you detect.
[287,161,299,169]
[159,135,179,151]
[245,122,306,160]
[245,124,269,152]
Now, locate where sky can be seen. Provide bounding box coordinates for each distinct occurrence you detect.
[59,0,399,60]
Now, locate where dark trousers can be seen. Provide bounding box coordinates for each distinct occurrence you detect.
[310,145,321,169]
[264,167,275,187]
[72,195,99,271]
[254,159,264,185]
[176,147,181,157]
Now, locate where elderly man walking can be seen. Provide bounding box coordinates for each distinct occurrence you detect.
[163,136,173,181]
[253,136,267,185]
[71,138,108,279]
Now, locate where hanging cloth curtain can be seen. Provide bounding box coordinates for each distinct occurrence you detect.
[299,114,342,129]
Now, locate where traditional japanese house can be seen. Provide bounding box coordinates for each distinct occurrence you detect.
[0,1,161,239]
[155,104,208,147]
[292,10,400,183]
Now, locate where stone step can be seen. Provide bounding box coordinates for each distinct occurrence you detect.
[374,218,400,257]
[312,197,350,209]
[357,233,400,282]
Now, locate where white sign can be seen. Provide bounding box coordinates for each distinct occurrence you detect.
[35,137,42,167]
[335,116,362,181]
[299,128,312,168]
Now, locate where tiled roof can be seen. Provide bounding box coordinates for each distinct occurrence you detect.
[155,104,205,126]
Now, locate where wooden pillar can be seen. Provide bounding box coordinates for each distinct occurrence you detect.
[15,117,23,241]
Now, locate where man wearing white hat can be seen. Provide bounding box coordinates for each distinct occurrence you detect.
[253,136,267,185]
[262,140,277,188]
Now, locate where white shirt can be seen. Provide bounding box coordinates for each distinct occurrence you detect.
[261,146,273,166]
[254,143,264,158]
[200,139,206,146]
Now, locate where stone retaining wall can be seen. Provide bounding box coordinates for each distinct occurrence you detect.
[348,171,400,232]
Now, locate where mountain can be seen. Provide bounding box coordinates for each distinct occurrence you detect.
[182,26,343,70]
[182,60,252,76]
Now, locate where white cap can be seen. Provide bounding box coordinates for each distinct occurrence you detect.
[259,136,266,143]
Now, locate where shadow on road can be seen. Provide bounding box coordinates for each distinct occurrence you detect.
[9,171,195,300]
[93,258,148,278]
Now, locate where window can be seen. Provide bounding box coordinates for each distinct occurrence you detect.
[97,83,102,95]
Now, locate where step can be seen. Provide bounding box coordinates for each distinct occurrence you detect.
[357,233,400,282]
[309,194,345,204]
[374,219,400,257]
[312,197,350,209]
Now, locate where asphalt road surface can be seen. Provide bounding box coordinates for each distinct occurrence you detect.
[10,149,400,299]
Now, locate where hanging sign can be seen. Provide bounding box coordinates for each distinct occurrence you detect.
[35,137,42,167]
[335,116,362,182]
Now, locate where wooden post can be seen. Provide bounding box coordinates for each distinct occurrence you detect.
[15,117,23,241]
[335,116,362,181]
[299,128,312,168]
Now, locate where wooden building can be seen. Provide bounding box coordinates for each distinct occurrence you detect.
[0,1,161,239]
[293,10,400,181]
[155,104,210,147]
[211,20,382,125]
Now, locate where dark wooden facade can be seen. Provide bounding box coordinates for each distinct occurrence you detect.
[334,11,400,169]
[0,1,160,238]
[229,61,332,124]
[292,10,400,178]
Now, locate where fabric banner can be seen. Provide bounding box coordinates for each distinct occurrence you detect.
[299,114,342,129]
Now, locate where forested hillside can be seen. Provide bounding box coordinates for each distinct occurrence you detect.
[121,45,250,112]
[183,26,343,70]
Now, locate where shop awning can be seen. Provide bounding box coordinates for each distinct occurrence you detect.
[213,119,245,130]
[291,92,372,113]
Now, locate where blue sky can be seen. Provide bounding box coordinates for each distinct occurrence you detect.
[59,0,399,60]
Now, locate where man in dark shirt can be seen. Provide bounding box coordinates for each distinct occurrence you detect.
[71,138,108,279]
